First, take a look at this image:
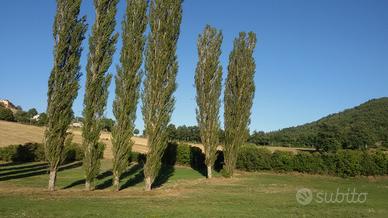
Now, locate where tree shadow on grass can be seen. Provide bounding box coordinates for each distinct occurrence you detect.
[0,162,21,168]
[63,169,113,189]
[63,163,145,190]
[0,161,82,182]
[189,147,207,177]
[0,164,49,177]
[119,164,144,190]
[96,164,145,190]
[0,162,48,173]
[152,164,175,189]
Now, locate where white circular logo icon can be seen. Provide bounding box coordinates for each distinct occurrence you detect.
[296,188,313,205]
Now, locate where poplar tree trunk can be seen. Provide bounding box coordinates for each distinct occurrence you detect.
[145,176,152,191]
[48,169,57,191]
[85,181,92,191]
[113,173,120,191]
[207,165,212,179]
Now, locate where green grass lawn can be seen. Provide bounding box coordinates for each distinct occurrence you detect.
[0,160,387,217]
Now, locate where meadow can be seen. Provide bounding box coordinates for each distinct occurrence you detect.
[0,159,388,217]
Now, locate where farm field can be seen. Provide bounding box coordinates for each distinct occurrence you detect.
[0,160,387,217]
[0,120,313,159]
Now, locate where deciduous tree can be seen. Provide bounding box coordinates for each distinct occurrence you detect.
[142,0,182,191]
[195,25,223,179]
[111,0,148,191]
[45,0,87,191]
[82,0,119,191]
[223,32,256,177]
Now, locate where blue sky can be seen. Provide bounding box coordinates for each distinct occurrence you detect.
[0,0,387,132]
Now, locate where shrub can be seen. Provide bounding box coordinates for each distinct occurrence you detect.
[360,151,387,176]
[129,152,147,165]
[176,143,191,165]
[0,145,17,162]
[0,107,15,121]
[293,152,325,174]
[335,150,362,177]
[0,142,84,163]
[271,151,294,172]
[321,153,338,175]
[236,145,271,171]
[63,143,83,163]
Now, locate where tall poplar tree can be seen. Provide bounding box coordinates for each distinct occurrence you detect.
[45,0,87,191]
[195,25,223,179]
[111,0,148,191]
[142,0,182,191]
[223,32,256,177]
[82,0,119,191]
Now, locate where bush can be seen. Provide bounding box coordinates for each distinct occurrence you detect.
[334,150,362,177]
[271,151,294,172]
[236,145,272,171]
[129,152,147,165]
[0,142,84,163]
[63,143,83,163]
[360,151,387,176]
[293,152,325,174]
[176,143,191,165]
[0,143,44,162]
[0,107,15,121]
[0,145,17,162]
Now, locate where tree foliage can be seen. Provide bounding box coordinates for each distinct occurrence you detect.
[111,0,148,191]
[253,98,388,150]
[0,107,15,121]
[142,0,182,191]
[223,32,256,177]
[82,0,118,191]
[195,25,223,178]
[44,0,87,191]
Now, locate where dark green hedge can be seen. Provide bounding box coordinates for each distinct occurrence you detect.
[235,144,388,177]
[0,142,83,163]
[3,142,387,178]
[131,143,388,177]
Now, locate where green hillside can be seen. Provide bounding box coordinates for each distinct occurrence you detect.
[249,97,388,150]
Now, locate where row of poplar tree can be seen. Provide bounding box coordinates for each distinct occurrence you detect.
[44,0,256,192]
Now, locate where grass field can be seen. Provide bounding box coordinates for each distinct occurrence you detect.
[0,160,387,217]
[0,120,313,159]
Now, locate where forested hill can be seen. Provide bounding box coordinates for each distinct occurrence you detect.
[249,97,388,150]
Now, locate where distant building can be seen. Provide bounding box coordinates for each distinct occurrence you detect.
[31,114,40,121]
[71,122,83,128]
[0,99,19,113]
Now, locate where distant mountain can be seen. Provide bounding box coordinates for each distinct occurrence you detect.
[249,98,388,149]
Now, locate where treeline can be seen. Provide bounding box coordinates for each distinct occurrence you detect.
[248,98,388,151]
[42,0,255,192]
[0,104,48,126]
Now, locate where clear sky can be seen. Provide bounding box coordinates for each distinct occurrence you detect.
[0,0,387,132]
